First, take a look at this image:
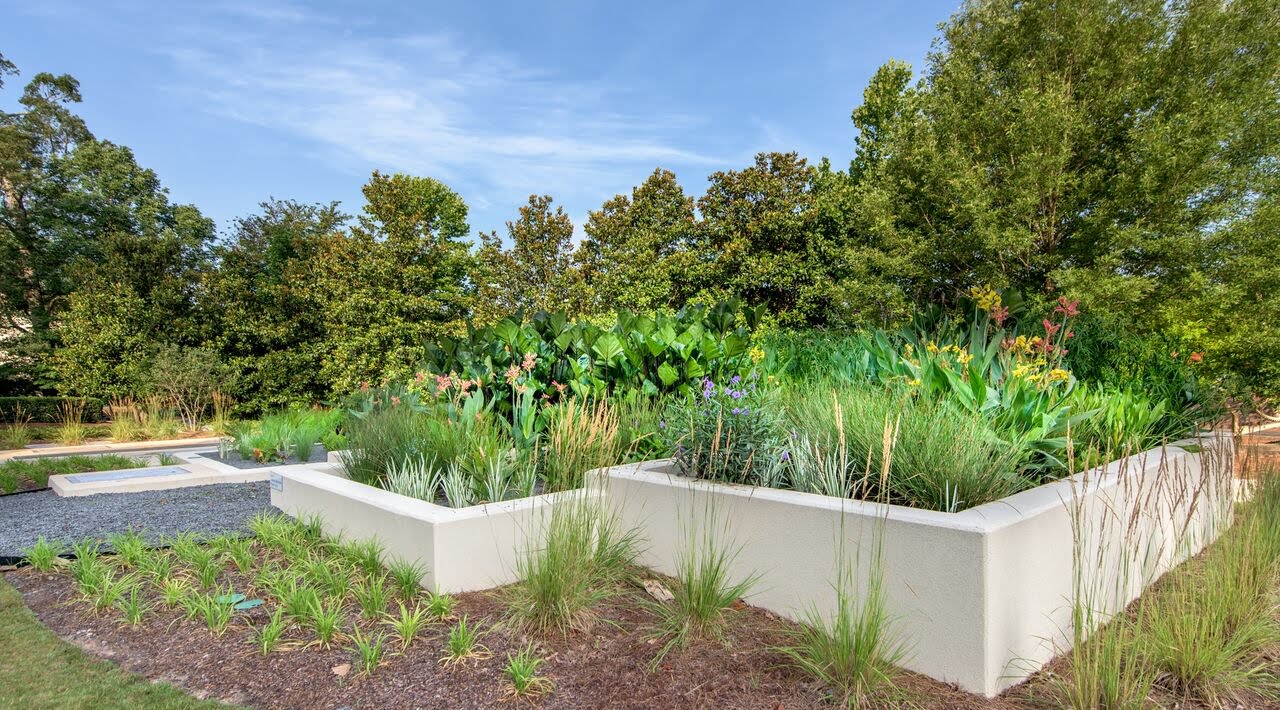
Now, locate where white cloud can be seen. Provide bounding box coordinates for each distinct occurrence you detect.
[160,8,724,230]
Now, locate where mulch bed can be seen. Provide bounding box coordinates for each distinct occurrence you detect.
[5,567,1024,709]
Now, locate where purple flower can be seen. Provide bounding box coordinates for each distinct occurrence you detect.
[658,420,667,430]
[781,450,790,462]
[730,375,742,385]
[730,389,745,400]
[731,407,742,415]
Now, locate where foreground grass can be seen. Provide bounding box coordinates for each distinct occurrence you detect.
[0,575,230,709]
[1058,468,1280,708]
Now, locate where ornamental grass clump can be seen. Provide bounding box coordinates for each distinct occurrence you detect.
[505,495,641,635]
[22,537,64,573]
[1138,471,1280,703]
[502,644,554,700]
[107,398,143,442]
[341,403,426,487]
[648,503,759,665]
[777,531,907,706]
[0,406,32,450]
[783,384,1023,512]
[234,408,342,463]
[542,399,622,492]
[55,400,88,446]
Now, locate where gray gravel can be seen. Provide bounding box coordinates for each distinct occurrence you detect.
[0,482,273,558]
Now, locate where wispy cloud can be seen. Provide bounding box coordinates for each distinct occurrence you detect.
[160,6,724,228]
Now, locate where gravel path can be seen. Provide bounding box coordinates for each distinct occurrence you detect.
[0,482,273,558]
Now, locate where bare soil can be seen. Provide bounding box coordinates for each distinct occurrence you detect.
[6,567,1033,709]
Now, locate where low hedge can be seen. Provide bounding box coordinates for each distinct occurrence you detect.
[0,397,105,423]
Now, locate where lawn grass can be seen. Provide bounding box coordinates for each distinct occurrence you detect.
[0,454,148,493]
[0,575,231,709]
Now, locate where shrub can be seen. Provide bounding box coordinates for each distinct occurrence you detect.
[0,397,104,423]
[149,345,228,431]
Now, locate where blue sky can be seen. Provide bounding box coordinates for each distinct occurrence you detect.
[2,0,960,241]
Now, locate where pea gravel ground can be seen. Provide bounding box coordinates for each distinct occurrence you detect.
[0,482,273,558]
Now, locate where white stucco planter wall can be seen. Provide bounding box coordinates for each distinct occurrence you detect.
[603,432,1235,697]
[269,463,596,594]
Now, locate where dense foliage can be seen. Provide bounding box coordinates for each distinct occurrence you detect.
[1,0,1276,415]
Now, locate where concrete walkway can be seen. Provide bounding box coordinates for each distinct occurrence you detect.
[0,437,224,462]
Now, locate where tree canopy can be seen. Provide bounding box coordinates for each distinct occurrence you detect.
[3,0,1278,407]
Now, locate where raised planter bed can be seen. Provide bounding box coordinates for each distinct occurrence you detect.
[602,432,1236,697]
[190,445,331,470]
[269,463,599,594]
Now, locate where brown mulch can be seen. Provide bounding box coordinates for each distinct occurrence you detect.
[5,567,1025,710]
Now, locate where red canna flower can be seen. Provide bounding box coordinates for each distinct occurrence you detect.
[1054,297,1080,318]
[991,305,1009,327]
[1042,319,1061,338]
[1190,352,1204,363]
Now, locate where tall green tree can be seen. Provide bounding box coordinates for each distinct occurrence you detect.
[578,168,696,314]
[0,62,93,338]
[694,152,825,327]
[202,199,347,412]
[473,194,582,322]
[845,0,1280,397]
[2,59,214,395]
[852,0,1279,309]
[317,172,473,392]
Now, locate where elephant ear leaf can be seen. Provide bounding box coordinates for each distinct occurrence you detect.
[658,361,680,387]
[592,332,625,363]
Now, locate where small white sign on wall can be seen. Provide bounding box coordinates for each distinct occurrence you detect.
[270,472,283,492]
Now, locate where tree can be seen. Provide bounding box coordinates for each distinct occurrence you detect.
[473,194,582,322]
[202,199,347,412]
[579,168,696,314]
[851,0,1280,313]
[2,59,214,396]
[50,283,152,399]
[0,63,93,337]
[316,172,473,392]
[694,152,824,327]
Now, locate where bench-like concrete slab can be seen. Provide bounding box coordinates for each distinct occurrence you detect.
[50,454,271,497]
